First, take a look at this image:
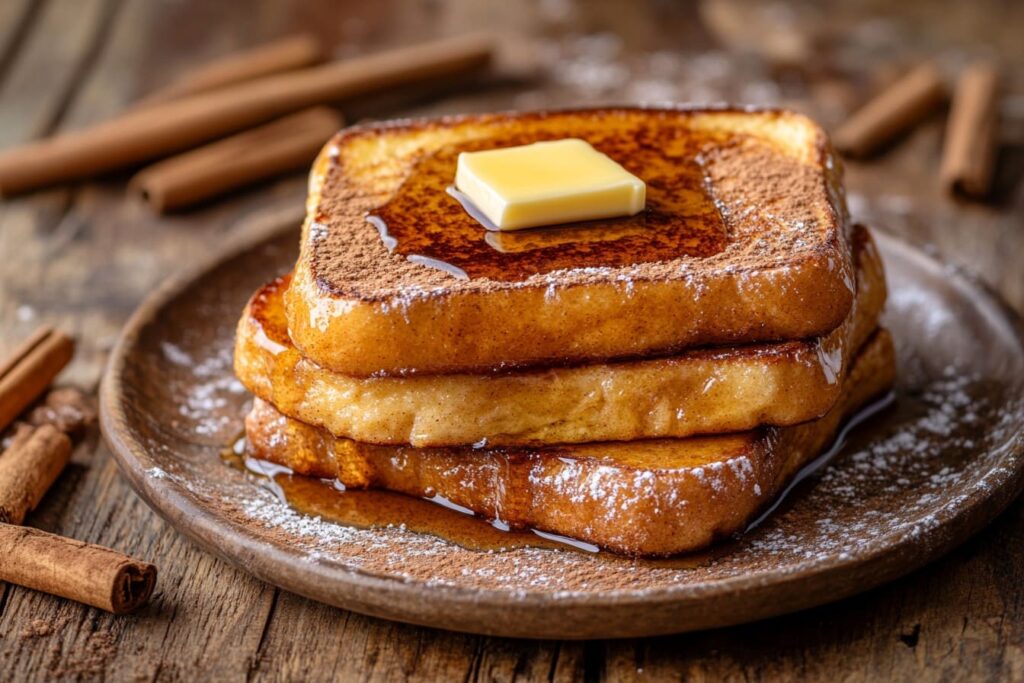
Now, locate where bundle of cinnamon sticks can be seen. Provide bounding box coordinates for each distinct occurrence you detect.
[832,58,1002,199]
[0,327,157,614]
[0,32,496,211]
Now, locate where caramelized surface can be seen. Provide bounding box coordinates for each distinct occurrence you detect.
[237,227,884,446]
[227,449,725,564]
[311,107,840,294]
[369,133,728,281]
[284,107,855,376]
[244,331,897,556]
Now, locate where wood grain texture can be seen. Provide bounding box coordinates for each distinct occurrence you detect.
[0,0,1022,679]
[0,0,41,86]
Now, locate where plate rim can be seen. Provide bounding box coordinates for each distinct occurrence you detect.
[99,216,1024,638]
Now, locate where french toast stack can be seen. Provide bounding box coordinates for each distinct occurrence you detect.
[234,108,894,556]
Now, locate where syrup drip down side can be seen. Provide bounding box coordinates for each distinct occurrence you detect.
[231,323,895,559]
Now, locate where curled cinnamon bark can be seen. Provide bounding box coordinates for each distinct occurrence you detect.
[131,106,343,212]
[0,523,157,614]
[833,62,947,158]
[0,424,72,525]
[940,60,1000,198]
[0,399,153,613]
[0,33,493,196]
[0,327,75,433]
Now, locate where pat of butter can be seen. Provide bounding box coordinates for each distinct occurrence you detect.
[454,138,645,231]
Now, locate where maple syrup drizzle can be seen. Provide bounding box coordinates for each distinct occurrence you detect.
[365,136,729,281]
[222,393,894,565]
[744,390,896,531]
[222,439,596,554]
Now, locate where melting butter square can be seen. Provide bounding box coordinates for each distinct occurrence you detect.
[455,138,646,231]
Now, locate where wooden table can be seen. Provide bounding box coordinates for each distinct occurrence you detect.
[0,0,1021,680]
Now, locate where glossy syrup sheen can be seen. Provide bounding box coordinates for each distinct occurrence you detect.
[366,133,731,281]
[222,391,893,565]
[273,472,733,569]
[223,443,761,568]
[222,439,594,554]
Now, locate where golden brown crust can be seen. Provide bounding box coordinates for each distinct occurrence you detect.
[245,330,896,556]
[236,226,884,446]
[285,106,854,376]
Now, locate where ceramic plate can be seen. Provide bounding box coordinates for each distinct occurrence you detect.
[100,209,1024,638]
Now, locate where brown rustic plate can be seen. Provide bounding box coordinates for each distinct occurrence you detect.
[100,208,1024,639]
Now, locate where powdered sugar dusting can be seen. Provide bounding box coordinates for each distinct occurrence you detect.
[124,217,1024,603]
[734,367,1019,571]
[171,344,246,437]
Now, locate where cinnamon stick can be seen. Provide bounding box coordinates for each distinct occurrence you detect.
[940,60,1000,198]
[136,34,325,106]
[0,387,94,525]
[0,32,494,196]
[833,62,947,158]
[0,523,157,614]
[0,386,149,614]
[0,424,71,525]
[0,327,75,432]
[131,106,343,212]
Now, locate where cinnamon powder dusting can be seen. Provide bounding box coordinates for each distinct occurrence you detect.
[309,108,846,300]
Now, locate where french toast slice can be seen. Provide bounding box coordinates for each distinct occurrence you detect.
[286,107,854,376]
[245,329,896,556]
[236,226,882,447]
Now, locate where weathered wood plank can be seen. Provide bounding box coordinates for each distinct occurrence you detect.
[0,0,1021,680]
[600,499,1024,683]
[471,637,584,682]
[249,595,479,682]
[0,0,41,86]
[0,0,292,679]
[248,590,585,682]
[0,453,277,682]
[842,117,1024,312]
[0,0,119,147]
